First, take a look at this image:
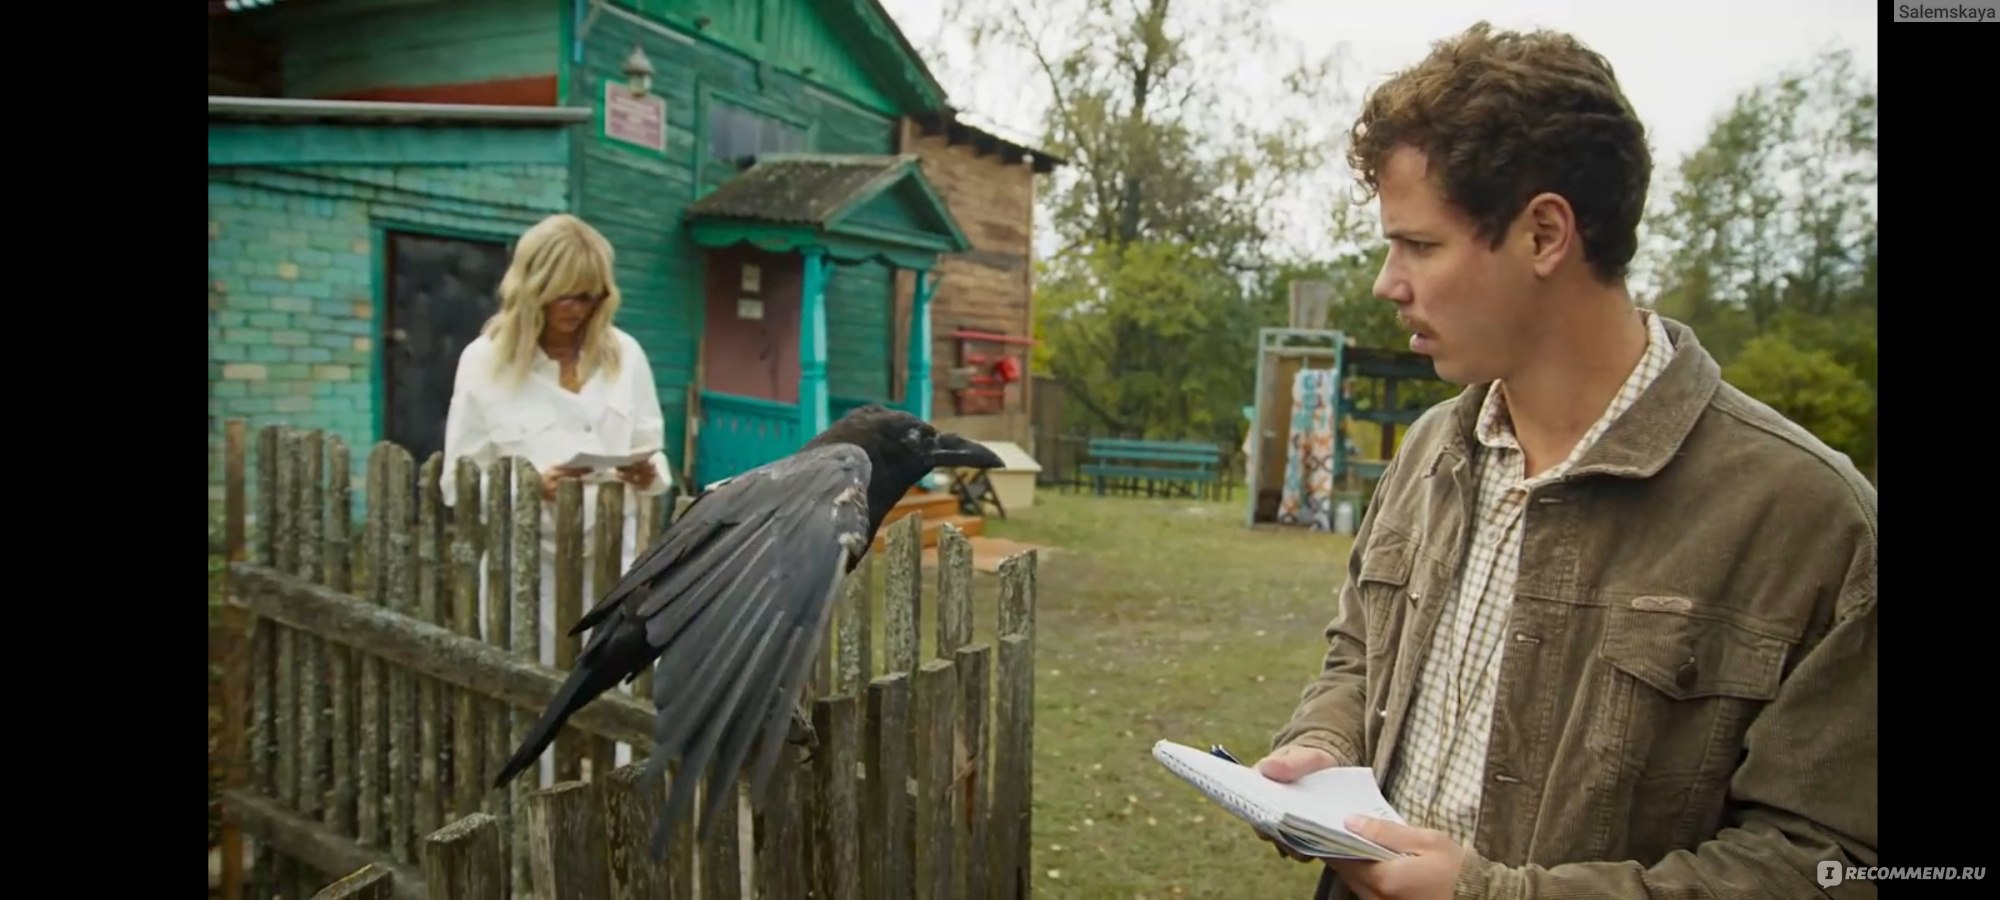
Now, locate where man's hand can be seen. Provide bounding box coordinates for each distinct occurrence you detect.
[1249,745,1338,863]
[1326,816,1467,900]
[540,464,591,500]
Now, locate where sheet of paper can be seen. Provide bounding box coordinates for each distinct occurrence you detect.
[1284,766,1407,825]
[559,448,659,471]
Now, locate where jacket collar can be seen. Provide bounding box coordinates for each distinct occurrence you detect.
[1429,314,1720,481]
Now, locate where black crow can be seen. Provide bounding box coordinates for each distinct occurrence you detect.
[490,404,1006,858]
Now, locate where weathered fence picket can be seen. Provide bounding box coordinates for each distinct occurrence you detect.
[216,419,1037,900]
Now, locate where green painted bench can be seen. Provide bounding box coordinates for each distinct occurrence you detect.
[1078,437,1230,501]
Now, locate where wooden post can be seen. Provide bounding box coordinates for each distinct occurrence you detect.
[448,458,484,817]
[991,551,1038,900]
[220,419,249,900]
[800,247,832,438]
[954,643,992,900]
[837,556,874,695]
[481,457,515,829]
[601,762,682,899]
[864,672,912,900]
[590,482,627,774]
[884,515,922,676]
[327,436,357,837]
[384,443,418,865]
[415,453,446,840]
[906,268,936,420]
[422,813,505,900]
[811,695,862,900]
[527,781,611,899]
[755,761,809,900]
[936,525,973,656]
[699,780,743,900]
[553,478,586,783]
[358,445,390,852]
[267,425,303,893]
[911,660,957,900]
[508,459,543,890]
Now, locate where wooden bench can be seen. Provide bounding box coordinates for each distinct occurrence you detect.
[1078,437,1229,501]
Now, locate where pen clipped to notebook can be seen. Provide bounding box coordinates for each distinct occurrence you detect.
[1208,744,1244,765]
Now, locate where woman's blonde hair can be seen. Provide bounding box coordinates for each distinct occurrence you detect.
[484,213,624,383]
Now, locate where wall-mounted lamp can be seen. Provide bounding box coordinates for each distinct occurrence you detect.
[622,44,654,96]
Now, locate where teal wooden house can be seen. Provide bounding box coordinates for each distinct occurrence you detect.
[208,0,1061,501]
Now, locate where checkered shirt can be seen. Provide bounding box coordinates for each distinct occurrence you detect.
[1383,310,1676,845]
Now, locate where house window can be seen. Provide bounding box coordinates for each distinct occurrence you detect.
[708,101,806,165]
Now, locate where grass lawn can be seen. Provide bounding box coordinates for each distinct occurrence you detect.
[979,489,1356,899]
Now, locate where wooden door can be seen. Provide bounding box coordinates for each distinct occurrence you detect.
[701,245,802,403]
[382,231,508,464]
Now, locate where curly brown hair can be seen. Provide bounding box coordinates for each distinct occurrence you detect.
[1348,21,1652,283]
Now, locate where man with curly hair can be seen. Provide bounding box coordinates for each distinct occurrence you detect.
[1253,21,1877,900]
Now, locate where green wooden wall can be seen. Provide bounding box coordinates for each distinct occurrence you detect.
[616,0,902,114]
[259,0,560,97]
[571,3,901,462]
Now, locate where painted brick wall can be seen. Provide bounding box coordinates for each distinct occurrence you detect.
[207,162,569,514]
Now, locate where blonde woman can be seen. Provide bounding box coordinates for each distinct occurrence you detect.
[439,213,672,785]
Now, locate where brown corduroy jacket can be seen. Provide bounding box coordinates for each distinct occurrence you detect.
[1271,317,1878,899]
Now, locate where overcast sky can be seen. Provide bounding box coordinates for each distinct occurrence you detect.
[877,0,1878,269]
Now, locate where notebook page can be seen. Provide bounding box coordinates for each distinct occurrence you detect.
[1274,767,1405,860]
[1285,766,1406,826]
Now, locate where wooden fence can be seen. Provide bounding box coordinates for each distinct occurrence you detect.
[213,419,1038,899]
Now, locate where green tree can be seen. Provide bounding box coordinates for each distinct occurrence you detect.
[1722,334,1874,465]
[1639,47,1877,474]
[1038,240,1257,445]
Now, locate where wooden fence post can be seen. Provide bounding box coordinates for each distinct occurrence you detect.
[811,694,862,900]
[601,761,689,899]
[552,478,586,783]
[991,550,1039,900]
[912,659,958,900]
[527,781,611,899]
[422,813,505,900]
[220,419,249,900]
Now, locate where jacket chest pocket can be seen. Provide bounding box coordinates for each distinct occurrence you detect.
[1593,601,1788,772]
[1587,600,1792,856]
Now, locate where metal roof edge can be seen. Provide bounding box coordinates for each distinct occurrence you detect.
[207,95,593,126]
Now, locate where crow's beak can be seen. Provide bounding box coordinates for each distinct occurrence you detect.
[930,433,1005,470]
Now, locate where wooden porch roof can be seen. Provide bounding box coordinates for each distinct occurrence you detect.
[683,154,971,270]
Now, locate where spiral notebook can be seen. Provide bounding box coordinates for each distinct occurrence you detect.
[1151,740,1407,861]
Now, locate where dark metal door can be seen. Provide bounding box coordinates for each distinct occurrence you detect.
[383,231,509,465]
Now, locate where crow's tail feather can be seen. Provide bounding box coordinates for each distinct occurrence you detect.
[491,630,645,789]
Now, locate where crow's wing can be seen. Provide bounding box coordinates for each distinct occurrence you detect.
[577,443,873,855]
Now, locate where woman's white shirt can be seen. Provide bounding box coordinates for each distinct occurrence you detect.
[438,326,667,783]
[438,326,674,551]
